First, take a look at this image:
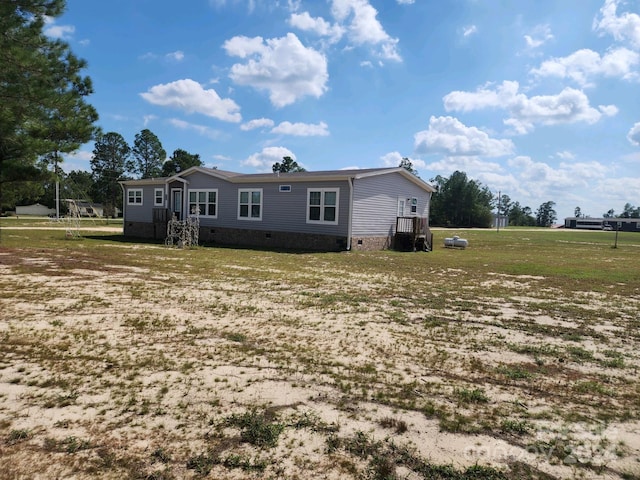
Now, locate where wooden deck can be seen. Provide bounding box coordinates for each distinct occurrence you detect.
[394,216,432,251]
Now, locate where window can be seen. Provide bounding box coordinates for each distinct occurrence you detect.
[154,188,164,206]
[128,189,143,205]
[279,185,291,192]
[307,188,339,224]
[188,189,217,217]
[410,197,418,215]
[238,189,262,220]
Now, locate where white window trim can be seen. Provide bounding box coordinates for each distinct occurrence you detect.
[188,189,218,218]
[154,188,164,206]
[410,197,418,215]
[279,185,292,192]
[307,188,339,225]
[127,188,143,206]
[237,188,263,221]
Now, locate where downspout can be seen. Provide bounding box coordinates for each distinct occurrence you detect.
[347,176,354,250]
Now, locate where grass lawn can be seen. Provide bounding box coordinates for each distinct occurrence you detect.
[1,224,639,479]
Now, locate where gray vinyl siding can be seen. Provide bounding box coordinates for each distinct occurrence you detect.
[352,172,430,236]
[124,183,164,222]
[182,172,350,235]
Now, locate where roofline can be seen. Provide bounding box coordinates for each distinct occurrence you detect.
[119,167,436,193]
[354,167,436,192]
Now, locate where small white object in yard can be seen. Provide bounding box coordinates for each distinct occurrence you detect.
[444,235,468,249]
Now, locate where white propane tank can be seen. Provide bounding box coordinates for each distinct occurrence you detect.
[444,235,468,249]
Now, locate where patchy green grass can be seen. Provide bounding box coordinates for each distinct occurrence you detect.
[0,226,639,479]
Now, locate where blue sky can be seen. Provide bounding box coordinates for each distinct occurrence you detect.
[50,0,640,219]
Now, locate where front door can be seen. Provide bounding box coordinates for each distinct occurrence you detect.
[171,189,183,220]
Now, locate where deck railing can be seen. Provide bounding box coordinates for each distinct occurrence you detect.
[395,216,432,251]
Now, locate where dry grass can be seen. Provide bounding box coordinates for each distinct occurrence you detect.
[0,225,639,479]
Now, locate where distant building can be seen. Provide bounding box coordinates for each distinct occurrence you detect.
[15,203,56,216]
[491,214,509,229]
[564,217,640,232]
[64,200,105,218]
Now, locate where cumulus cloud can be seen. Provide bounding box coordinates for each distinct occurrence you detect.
[43,17,75,40]
[140,79,241,122]
[240,118,275,131]
[531,47,639,86]
[508,156,576,188]
[628,122,640,146]
[242,146,297,171]
[224,33,328,107]
[289,0,401,62]
[168,118,224,139]
[414,116,514,157]
[331,0,401,61]
[288,12,345,43]
[593,0,640,49]
[508,157,609,202]
[444,81,614,134]
[271,121,329,136]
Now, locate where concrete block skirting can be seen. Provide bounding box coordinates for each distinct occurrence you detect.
[123,221,349,251]
[351,236,392,251]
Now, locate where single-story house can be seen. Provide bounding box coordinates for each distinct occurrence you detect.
[15,203,56,216]
[564,217,640,232]
[65,200,105,218]
[119,166,436,251]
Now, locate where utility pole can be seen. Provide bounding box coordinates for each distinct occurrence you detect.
[496,190,501,233]
[53,151,60,220]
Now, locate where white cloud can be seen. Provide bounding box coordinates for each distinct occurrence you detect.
[242,146,297,171]
[43,21,75,40]
[168,118,224,139]
[224,33,328,107]
[240,118,275,131]
[397,0,415,4]
[599,104,619,116]
[444,81,613,134]
[524,24,554,49]
[556,150,575,160]
[271,121,329,136]
[593,0,640,49]
[140,79,241,122]
[165,51,185,62]
[288,12,345,43]
[143,115,157,126]
[628,122,640,146]
[414,116,515,157]
[531,47,639,86]
[330,0,401,61]
[462,25,477,38]
[508,156,576,188]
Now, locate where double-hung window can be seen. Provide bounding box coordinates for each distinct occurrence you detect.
[128,189,143,205]
[154,188,164,206]
[307,188,338,224]
[188,189,217,217]
[238,189,262,220]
